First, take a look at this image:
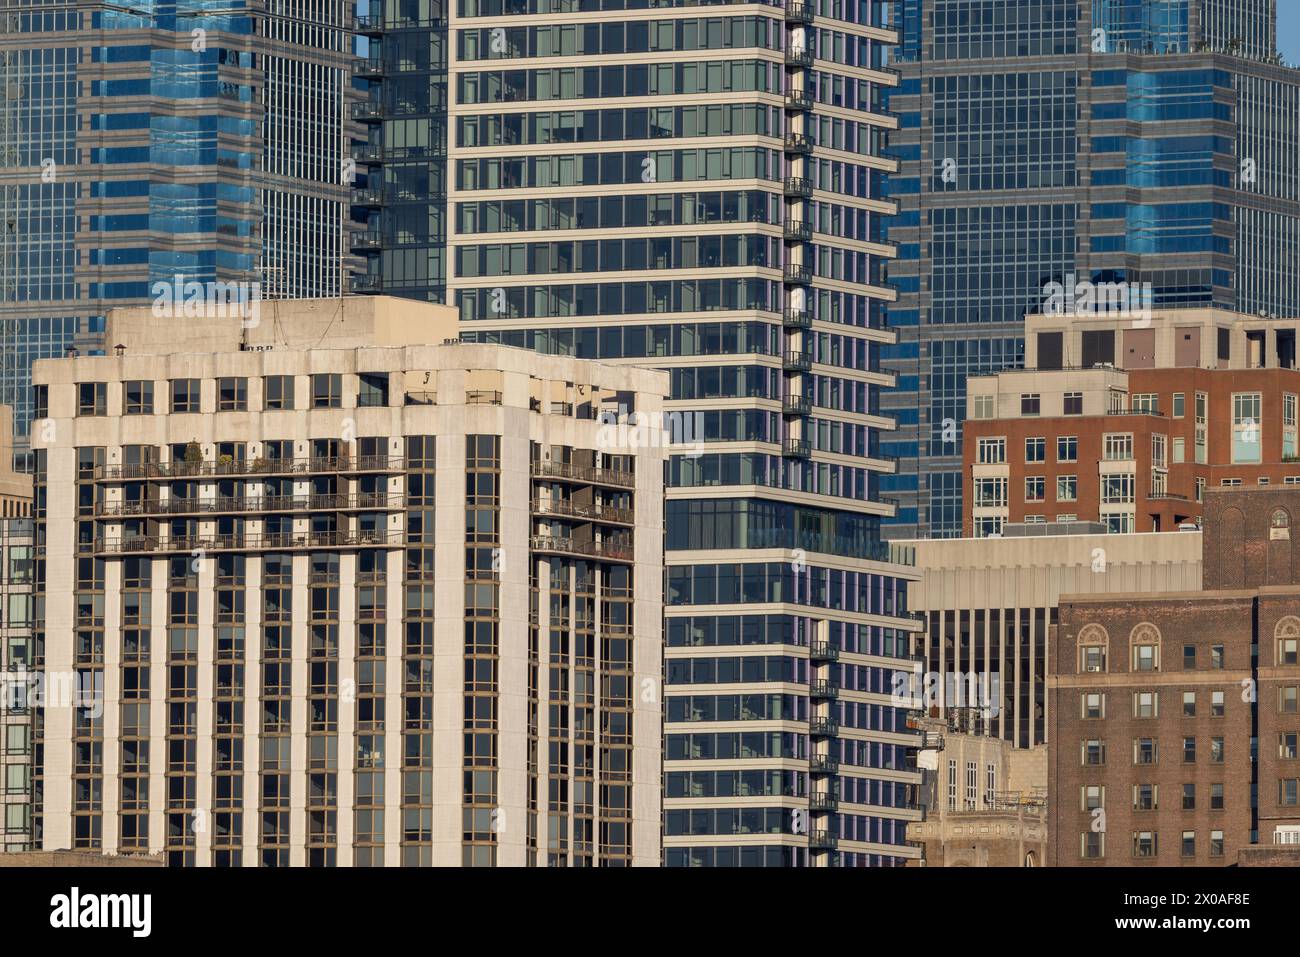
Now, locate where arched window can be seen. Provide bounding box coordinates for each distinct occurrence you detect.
[1130,623,1161,672]
[1277,617,1300,666]
[1078,624,1109,673]
[1273,509,1292,529]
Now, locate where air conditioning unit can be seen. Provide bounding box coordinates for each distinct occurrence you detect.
[1086,665,1102,673]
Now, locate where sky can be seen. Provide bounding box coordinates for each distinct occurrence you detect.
[1281,2,1300,63]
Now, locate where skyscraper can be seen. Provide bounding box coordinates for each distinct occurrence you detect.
[0,0,357,461]
[881,0,1300,539]
[395,0,925,866]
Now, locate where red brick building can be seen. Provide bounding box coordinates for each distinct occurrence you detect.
[963,366,1300,537]
[1048,488,1300,866]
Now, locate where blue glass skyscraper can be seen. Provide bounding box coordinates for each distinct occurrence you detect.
[881,0,1300,539]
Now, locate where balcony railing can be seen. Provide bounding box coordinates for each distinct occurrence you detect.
[91,530,405,555]
[783,350,812,372]
[809,641,839,661]
[784,90,814,112]
[809,753,840,774]
[94,455,404,481]
[350,100,384,122]
[785,48,813,68]
[809,679,839,699]
[809,792,839,812]
[95,493,404,518]
[783,265,812,286]
[808,716,840,737]
[784,132,813,154]
[531,499,635,526]
[529,535,634,563]
[350,231,383,250]
[783,176,813,198]
[783,307,812,328]
[784,220,812,242]
[784,438,812,459]
[354,56,384,77]
[808,830,838,850]
[350,188,385,206]
[782,395,811,417]
[785,2,814,24]
[531,460,635,489]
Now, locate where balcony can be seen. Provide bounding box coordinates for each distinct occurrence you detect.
[354,56,384,77]
[532,498,635,526]
[783,265,812,287]
[810,679,839,699]
[785,90,814,112]
[350,100,384,122]
[782,307,812,329]
[93,455,403,482]
[351,144,385,165]
[783,176,813,199]
[784,220,812,242]
[785,3,814,25]
[784,437,812,458]
[350,187,385,207]
[350,231,383,251]
[808,753,840,775]
[808,830,838,850]
[784,134,813,157]
[92,529,405,556]
[920,732,946,751]
[352,12,384,34]
[785,48,813,68]
[808,716,840,737]
[809,792,839,812]
[809,641,839,662]
[782,350,812,372]
[350,273,383,293]
[529,535,634,564]
[532,459,635,490]
[782,395,811,417]
[94,492,404,518]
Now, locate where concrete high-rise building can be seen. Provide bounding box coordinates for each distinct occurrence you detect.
[380,1,924,867]
[0,405,33,851]
[0,1,359,459]
[29,296,668,867]
[1049,486,1300,865]
[881,0,1300,539]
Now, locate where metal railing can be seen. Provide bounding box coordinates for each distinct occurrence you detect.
[532,460,635,489]
[93,455,404,481]
[529,535,634,562]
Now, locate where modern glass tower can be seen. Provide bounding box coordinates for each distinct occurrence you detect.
[375,0,925,866]
[881,0,1300,539]
[0,0,357,462]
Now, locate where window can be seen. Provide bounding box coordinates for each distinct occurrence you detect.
[1082,739,1106,765]
[1279,636,1298,666]
[312,374,343,409]
[1056,475,1077,502]
[1102,433,1133,460]
[1172,437,1185,463]
[1134,738,1157,764]
[218,377,248,412]
[171,378,200,413]
[1132,393,1158,414]
[1182,783,1195,810]
[1210,737,1224,764]
[1280,779,1299,806]
[1133,692,1158,718]
[1081,645,1106,673]
[1286,394,1298,459]
[1232,392,1262,463]
[1196,477,1206,502]
[973,394,994,419]
[1211,783,1224,809]
[1021,394,1040,415]
[1102,473,1135,504]
[1172,393,1185,418]
[265,376,295,410]
[977,437,1006,464]
[77,382,107,417]
[1025,437,1046,463]
[973,477,1007,508]
[1133,831,1157,858]
[124,380,153,415]
[1195,392,1208,463]
[1183,691,1196,717]
[1181,830,1195,857]
[1280,733,1298,759]
[1183,644,1196,670]
[1025,476,1045,502]
[1183,737,1196,763]
[358,373,389,408]
[1210,831,1224,857]
[1081,785,1104,810]
[1281,686,1298,713]
[1064,392,1083,415]
[1210,691,1224,717]
[1133,784,1157,811]
[1082,693,1105,719]
[1211,645,1224,669]
[1132,640,1158,672]
[947,759,956,810]
[1057,436,1078,462]
[1082,831,1104,859]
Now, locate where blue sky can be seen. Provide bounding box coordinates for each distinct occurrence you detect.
[1281,3,1300,63]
